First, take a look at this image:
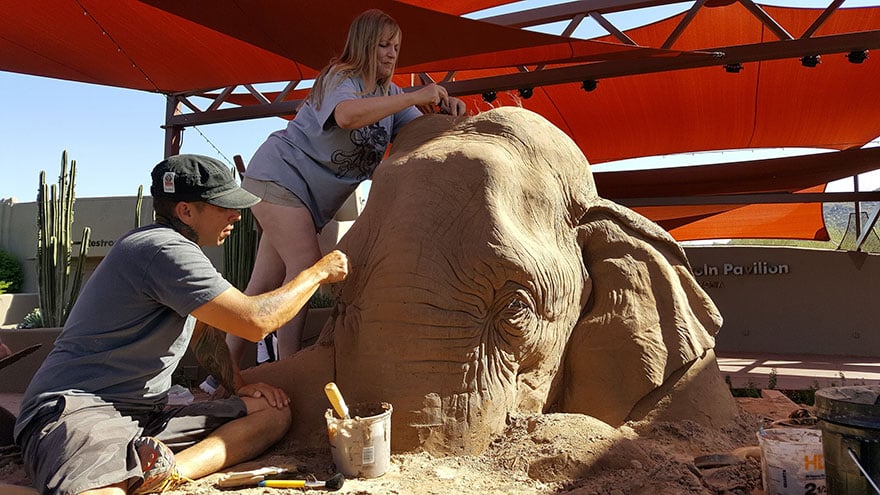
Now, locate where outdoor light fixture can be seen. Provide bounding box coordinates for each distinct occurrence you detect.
[800,55,821,68]
[482,91,497,103]
[847,50,868,64]
[724,63,744,73]
[581,80,598,92]
[517,87,534,99]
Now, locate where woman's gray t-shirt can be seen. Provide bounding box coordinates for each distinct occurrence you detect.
[245,75,422,230]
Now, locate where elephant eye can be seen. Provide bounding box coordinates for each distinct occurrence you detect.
[496,289,536,338]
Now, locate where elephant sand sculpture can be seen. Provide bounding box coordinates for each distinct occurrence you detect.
[242,106,738,455]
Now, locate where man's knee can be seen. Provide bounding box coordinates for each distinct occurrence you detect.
[265,403,293,434]
[243,399,291,433]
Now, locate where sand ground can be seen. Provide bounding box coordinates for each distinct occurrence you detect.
[1,390,809,495]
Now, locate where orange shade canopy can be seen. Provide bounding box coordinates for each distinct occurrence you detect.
[1,1,878,242]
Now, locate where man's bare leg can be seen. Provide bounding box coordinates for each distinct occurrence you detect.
[174,397,291,480]
[79,486,126,495]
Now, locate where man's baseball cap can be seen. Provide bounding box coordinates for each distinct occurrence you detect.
[150,154,259,209]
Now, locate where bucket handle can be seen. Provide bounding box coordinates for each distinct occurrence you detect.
[847,448,880,495]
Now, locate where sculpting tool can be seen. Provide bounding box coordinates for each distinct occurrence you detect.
[258,472,345,491]
[216,466,289,488]
[324,382,350,419]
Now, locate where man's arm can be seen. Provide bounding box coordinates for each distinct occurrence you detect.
[192,250,348,343]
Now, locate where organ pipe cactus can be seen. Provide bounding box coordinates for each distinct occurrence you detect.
[222,182,259,290]
[224,158,260,290]
[223,207,258,290]
[134,184,143,228]
[36,151,90,327]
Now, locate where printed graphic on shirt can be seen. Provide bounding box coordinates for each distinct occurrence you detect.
[332,122,389,180]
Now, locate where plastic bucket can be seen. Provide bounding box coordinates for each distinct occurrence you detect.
[757,427,825,494]
[325,402,393,479]
[814,385,880,495]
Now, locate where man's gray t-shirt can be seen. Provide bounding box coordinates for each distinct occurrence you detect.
[14,224,231,438]
[245,75,422,230]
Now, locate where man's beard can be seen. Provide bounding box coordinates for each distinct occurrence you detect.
[169,216,199,244]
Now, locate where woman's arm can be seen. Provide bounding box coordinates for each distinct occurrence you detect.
[334,83,452,129]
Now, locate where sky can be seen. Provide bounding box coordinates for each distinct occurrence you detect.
[1,0,878,202]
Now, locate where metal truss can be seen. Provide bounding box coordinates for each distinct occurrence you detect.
[164,0,876,148]
[162,0,880,248]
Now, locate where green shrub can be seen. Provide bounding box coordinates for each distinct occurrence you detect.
[309,290,335,308]
[0,250,24,293]
[18,308,44,329]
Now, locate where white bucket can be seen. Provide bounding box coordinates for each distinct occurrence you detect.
[758,427,825,495]
[325,402,393,479]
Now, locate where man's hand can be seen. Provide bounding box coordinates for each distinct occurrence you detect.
[236,382,290,409]
[316,250,349,284]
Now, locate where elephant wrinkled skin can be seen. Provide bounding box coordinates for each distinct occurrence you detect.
[242,107,737,455]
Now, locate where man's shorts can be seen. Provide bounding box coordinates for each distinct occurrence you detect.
[242,176,307,208]
[18,393,247,495]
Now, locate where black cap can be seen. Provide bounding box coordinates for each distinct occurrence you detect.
[150,154,259,209]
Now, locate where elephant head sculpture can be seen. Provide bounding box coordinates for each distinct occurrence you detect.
[242,106,736,455]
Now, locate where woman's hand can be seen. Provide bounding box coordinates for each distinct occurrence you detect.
[411,83,449,107]
[439,96,467,116]
[413,84,467,116]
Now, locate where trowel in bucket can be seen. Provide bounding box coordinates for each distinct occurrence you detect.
[324,382,350,419]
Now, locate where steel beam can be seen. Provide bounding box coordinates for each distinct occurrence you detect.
[615,191,880,207]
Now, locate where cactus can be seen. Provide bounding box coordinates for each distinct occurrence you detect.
[36,151,91,327]
[223,159,260,290]
[134,184,144,228]
[222,198,259,290]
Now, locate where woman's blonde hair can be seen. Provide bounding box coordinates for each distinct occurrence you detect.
[308,9,401,109]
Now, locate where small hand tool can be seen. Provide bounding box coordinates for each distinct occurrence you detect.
[258,472,345,491]
[216,466,289,488]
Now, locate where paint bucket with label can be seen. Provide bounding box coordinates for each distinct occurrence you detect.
[325,402,393,478]
[814,385,880,495]
[757,427,825,494]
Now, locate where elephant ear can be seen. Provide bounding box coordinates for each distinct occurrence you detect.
[559,199,722,426]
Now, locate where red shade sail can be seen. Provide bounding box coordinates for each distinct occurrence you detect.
[1,1,878,242]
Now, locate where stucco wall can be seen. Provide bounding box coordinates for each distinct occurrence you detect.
[3,197,876,358]
[685,245,879,357]
[0,192,360,293]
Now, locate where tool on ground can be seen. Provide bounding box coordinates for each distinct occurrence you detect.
[258,472,345,491]
[216,466,290,488]
[324,382,350,419]
[0,344,41,371]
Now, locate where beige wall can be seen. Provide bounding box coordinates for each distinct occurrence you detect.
[685,245,879,357]
[3,196,876,358]
[0,192,362,293]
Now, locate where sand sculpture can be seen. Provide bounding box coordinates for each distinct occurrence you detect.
[242,107,738,455]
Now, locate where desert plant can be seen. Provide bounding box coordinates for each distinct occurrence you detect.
[222,205,259,291]
[36,151,91,327]
[134,184,144,228]
[309,290,335,308]
[0,249,24,293]
[18,308,44,329]
[768,368,778,390]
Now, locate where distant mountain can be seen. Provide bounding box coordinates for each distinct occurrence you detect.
[823,194,880,251]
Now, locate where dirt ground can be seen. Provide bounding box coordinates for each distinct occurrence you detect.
[1,391,810,495]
